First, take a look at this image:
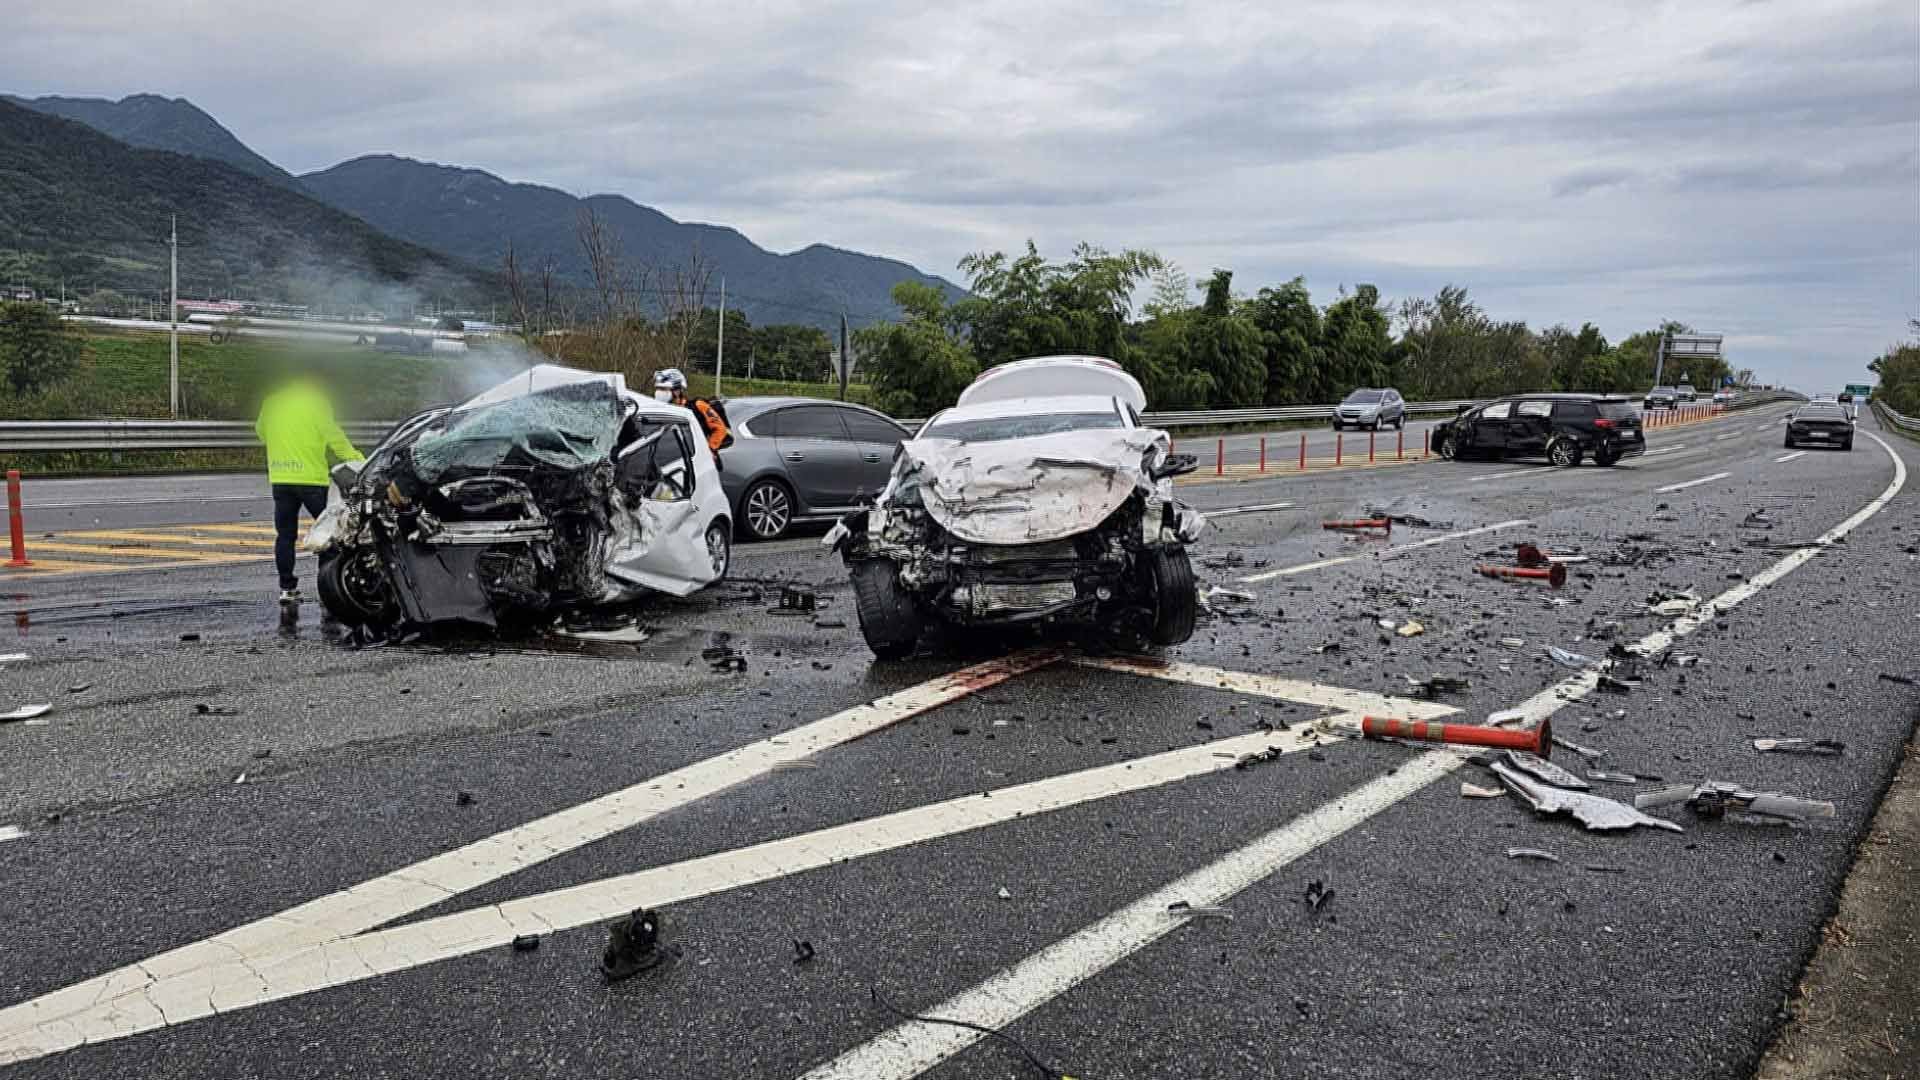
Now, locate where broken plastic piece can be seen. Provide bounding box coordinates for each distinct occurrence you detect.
[1499,637,1525,648]
[1304,880,1335,912]
[1752,737,1845,756]
[1505,847,1561,862]
[1635,781,1837,823]
[1595,674,1637,694]
[1,703,52,723]
[601,908,667,981]
[1406,674,1469,698]
[1548,646,1596,669]
[1205,586,1256,604]
[511,934,541,952]
[1166,900,1234,921]
[1396,620,1425,638]
[0,825,26,843]
[1461,782,1505,799]
[1586,770,1638,785]
[1504,749,1589,789]
[792,939,816,964]
[1491,760,1685,833]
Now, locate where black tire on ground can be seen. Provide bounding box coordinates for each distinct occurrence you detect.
[1331,420,1343,431]
[1142,546,1198,647]
[1437,434,1457,460]
[1594,447,1620,467]
[316,548,397,629]
[1783,435,1795,449]
[739,479,794,540]
[705,520,732,580]
[1395,415,1406,430]
[1548,437,1582,467]
[850,559,922,660]
[1841,440,1853,451]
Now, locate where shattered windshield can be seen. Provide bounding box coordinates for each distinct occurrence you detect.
[407,381,622,481]
[921,411,1123,443]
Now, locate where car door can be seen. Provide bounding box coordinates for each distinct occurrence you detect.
[1507,400,1554,455]
[837,408,911,503]
[767,404,864,510]
[1384,390,1403,426]
[1472,401,1512,451]
[607,418,715,596]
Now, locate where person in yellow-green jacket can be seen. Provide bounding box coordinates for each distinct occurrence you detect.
[255,377,363,602]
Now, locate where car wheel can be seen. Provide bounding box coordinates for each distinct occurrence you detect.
[1331,420,1342,431]
[1437,434,1457,460]
[1548,437,1581,467]
[1142,546,1198,646]
[1395,415,1406,430]
[740,479,794,540]
[850,559,921,660]
[705,520,732,580]
[1783,435,1795,449]
[317,547,397,629]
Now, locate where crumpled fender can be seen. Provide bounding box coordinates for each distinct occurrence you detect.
[898,427,1171,545]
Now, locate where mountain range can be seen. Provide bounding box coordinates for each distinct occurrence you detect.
[5,93,958,328]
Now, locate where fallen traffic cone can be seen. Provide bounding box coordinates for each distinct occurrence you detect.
[1514,542,1549,568]
[1475,562,1568,588]
[1322,517,1392,537]
[1324,715,1552,757]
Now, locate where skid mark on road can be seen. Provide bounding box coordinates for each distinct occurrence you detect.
[794,431,1910,1080]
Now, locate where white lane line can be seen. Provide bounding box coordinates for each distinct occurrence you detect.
[1776,451,1808,463]
[0,650,1062,1061]
[1713,432,1740,441]
[1071,656,1458,720]
[796,751,1460,1080]
[1235,519,1529,583]
[793,432,1911,1080]
[1469,467,1538,482]
[1204,501,1294,518]
[1655,471,1730,494]
[0,711,1373,1063]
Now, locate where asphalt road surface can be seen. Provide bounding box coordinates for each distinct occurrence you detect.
[2,402,1916,1080]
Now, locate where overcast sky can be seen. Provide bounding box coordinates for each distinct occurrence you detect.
[7,0,1916,388]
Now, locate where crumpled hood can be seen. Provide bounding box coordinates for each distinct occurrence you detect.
[897,427,1170,544]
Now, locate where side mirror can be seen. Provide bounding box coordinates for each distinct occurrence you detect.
[1150,453,1199,480]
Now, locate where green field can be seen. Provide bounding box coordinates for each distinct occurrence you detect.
[0,330,874,475]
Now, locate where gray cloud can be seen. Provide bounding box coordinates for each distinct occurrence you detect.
[3,0,1915,388]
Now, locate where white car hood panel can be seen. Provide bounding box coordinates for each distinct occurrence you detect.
[901,427,1169,545]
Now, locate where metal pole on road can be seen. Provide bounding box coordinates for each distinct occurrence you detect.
[6,470,29,568]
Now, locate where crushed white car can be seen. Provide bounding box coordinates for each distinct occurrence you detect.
[828,356,1205,658]
[308,364,732,633]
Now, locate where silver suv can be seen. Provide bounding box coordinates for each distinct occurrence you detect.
[1333,388,1405,430]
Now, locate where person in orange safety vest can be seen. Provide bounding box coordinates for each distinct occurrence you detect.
[652,368,731,453]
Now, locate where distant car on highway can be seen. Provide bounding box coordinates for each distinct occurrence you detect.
[719,398,913,540]
[1644,386,1679,410]
[1783,402,1854,451]
[1430,393,1645,467]
[1712,389,1736,405]
[1331,388,1405,431]
[1677,383,1698,402]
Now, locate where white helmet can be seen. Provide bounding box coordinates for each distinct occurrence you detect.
[653,368,688,391]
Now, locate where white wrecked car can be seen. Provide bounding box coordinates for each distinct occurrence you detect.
[307,364,732,633]
[829,355,1205,658]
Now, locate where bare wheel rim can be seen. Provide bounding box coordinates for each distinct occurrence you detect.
[746,483,790,537]
[1551,440,1575,466]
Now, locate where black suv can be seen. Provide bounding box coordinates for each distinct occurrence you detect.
[1430,394,1646,467]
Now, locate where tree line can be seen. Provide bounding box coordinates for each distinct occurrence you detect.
[1869,321,1920,418]
[854,242,1747,417]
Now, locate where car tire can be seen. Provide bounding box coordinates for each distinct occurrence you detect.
[1783,435,1795,449]
[850,559,921,660]
[1331,420,1342,431]
[1594,447,1620,467]
[316,548,397,629]
[1437,433,1458,460]
[1548,437,1582,467]
[739,478,794,540]
[705,519,732,581]
[1841,439,1853,451]
[1142,546,1198,646]
[1395,415,1406,430]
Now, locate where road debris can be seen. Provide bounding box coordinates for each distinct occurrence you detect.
[1321,714,1550,756]
[1461,782,1505,799]
[1587,770,1639,785]
[774,586,820,614]
[1636,781,1836,823]
[1551,735,1606,760]
[0,653,28,664]
[1505,847,1561,862]
[1395,620,1425,637]
[792,939,816,964]
[1548,646,1596,669]
[1476,562,1567,588]
[1648,591,1701,617]
[1405,674,1469,698]
[1322,517,1392,536]
[1504,749,1589,789]
[2,703,52,723]
[1752,737,1845,756]
[601,907,669,981]
[997,886,1013,900]
[192,703,240,717]
[1596,674,1638,694]
[1499,637,1526,648]
[1878,672,1915,686]
[1492,760,1685,833]
[1203,586,1257,606]
[1366,511,1453,529]
[1166,900,1234,921]
[1235,746,1287,770]
[1304,880,1335,913]
[0,825,26,843]
[511,934,541,952]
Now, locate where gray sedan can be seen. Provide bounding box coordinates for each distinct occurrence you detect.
[718,397,912,539]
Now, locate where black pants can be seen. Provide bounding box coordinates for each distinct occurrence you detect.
[272,484,329,591]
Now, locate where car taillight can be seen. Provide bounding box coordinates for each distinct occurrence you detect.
[1593,418,1615,429]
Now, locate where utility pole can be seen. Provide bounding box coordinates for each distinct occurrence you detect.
[169,215,180,419]
[838,312,850,402]
[714,276,726,396]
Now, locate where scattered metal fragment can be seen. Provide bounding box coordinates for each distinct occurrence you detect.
[1551,735,1606,760]
[1461,782,1505,799]
[601,908,668,981]
[1166,900,1234,921]
[1587,770,1638,785]
[1548,646,1596,669]
[1505,847,1561,862]
[1304,880,1335,912]
[1491,760,1685,833]
[1635,781,1835,823]
[511,934,541,952]
[1504,750,1591,790]
[1,703,53,723]
[1752,737,1845,756]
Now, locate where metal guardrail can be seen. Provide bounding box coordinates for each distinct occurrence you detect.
[1874,400,1920,435]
